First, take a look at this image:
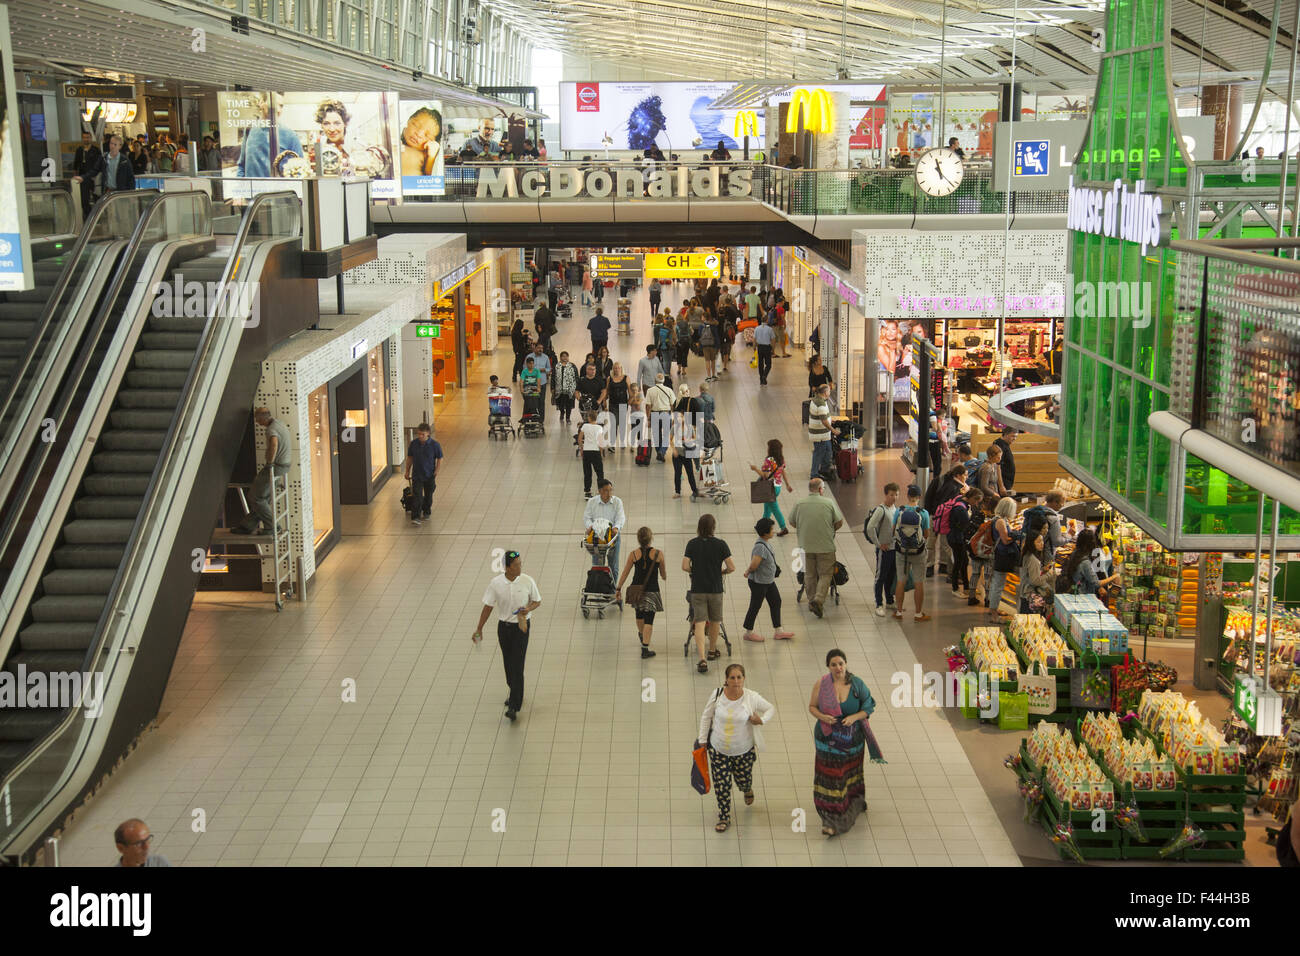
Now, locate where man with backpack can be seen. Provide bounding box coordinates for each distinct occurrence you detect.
[645,373,676,461]
[864,482,899,617]
[699,315,721,382]
[789,478,844,619]
[1022,491,1066,557]
[962,493,994,606]
[937,488,984,599]
[892,485,931,622]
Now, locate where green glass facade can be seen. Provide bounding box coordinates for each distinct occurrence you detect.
[1062,0,1300,545]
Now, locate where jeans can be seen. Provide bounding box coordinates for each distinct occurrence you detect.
[249,464,288,528]
[811,439,832,478]
[804,551,836,608]
[761,483,787,529]
[410,476,434,516]
[497,620,529,711]
[988,567,1010,611]
[969,558,991,599]
[757,344,773,383]
[582,450,605,493]
[673,454,699,495]
[874,548,897,607]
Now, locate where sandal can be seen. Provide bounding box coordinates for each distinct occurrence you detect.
[822,826,836,837]
[707,649,721,661]
[715,820,730,832]
[744,791,755,806]
[697,660,709,673]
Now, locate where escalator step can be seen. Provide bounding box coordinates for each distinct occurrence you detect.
[140,331,201,350]
[62,519,135,545]
[117,388,181,409]
[73,496,144,520]
[99,429,166,452]
[124,369,188,390]
[29,594,108,624]
[0,711,64,742]
[50,545,124,569]
[148,316,206,334]
[134,350,195,371]
[41,568,118,595]
[7,650,90,674]
[0,317,39,336]
[83,473,150,496]
[18,622,97,651]
[109,408,175,430]
[91,451,157,474]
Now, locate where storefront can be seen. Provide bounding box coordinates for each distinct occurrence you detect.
[797,249,866,431]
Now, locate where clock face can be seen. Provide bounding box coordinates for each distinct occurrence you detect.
[915,147,965,197]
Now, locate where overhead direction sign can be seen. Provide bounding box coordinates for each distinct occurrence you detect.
[64,83,136,100]
[644,252,721,280]
[589,253,644,279]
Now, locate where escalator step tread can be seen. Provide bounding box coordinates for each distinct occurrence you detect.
[30,593,109,623]
[41,568,118,595]
[18,622,97,651]
[72,496,145,520]
[117,389,181,409]
[0,711,65,741]
[148,316,206,334]
[62,519,136,545]
[6,650,90,673]
[99,429,166,452]
[140,332,201,350]
[134,350,195,371]
[124,369,189,389]
[91,451,157,473]
[50,545,124,569]
[83,474,150,496]
[109,408,174,429]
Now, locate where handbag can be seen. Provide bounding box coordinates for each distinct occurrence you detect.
[761,541,781,578]
[625,549,653,607]
[750,477,776,503]
[691,740,711,794]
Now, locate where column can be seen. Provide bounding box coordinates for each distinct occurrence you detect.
[1202,85,1242,160]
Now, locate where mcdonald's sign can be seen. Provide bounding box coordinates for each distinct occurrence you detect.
[733,110,759,139]
[786,88,834,134]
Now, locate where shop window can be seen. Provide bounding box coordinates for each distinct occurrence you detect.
[366,346,389,481]
[308,384,334,546]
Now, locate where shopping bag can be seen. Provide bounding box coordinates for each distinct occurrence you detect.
[997,691,1030,730]
[1019,664,1057,716]
[749,352,758,369]
[691,741,711,795]
[1070,649,1112,711]
[750,477,776,503]
[956,672,981,719]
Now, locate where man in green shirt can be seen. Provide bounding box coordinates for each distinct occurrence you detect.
[789,477,843,617]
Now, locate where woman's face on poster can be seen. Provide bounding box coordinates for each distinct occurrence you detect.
[320,110,347,145]
[883,321,898,344]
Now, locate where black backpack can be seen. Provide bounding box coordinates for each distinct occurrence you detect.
[1022,504,1051,537]
[993,526,1024,572]
[585,568,614,594]
[863,504,885,545]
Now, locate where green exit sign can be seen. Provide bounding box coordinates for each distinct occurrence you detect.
[1233,672,1283,736]
[415,324,442,338]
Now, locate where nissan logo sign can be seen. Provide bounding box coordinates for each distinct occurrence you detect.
[578,86,597,104]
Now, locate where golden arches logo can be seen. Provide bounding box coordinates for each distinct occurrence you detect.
[733,110,759,139]
[786,88,834,134]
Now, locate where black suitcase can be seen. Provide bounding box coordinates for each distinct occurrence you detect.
[802,400,811,425]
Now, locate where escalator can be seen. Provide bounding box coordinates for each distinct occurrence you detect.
[0,191,305,861]
[0,257,75,400]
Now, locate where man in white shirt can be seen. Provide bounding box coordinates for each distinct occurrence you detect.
[473,550,542,722]
[584,479,626,573]
[807,384,833,479]
[578,410,607,497]
[645,373,676,462]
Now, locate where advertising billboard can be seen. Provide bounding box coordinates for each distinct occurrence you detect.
[0,7,32,292]
[396,99,445,196]
[217,91,400,198]
[558,81,765,152]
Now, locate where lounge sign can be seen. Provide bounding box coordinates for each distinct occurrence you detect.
[1066,175,1167,255]
[475,165,753,200]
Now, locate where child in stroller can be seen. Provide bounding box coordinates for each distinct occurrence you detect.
[487,375,515,439]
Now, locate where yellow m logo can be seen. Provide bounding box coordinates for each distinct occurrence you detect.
[786,89,834,134]
[733,110,759,138]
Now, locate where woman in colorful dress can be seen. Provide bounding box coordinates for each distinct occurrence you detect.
[808,648,885,836]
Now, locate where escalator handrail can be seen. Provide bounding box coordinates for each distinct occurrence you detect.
[0,191,212,607]
[0,189,161,436]
[0,193,301,855]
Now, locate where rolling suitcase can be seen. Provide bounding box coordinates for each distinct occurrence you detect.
[802,400,811,425]
[636,441,652,466]
[836,447,859,482]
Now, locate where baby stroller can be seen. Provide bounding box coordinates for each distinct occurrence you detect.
[488,392,515,439]
[796,561,848,606]
[580,523,623,619]
[698,420,730,504]
[681,591,733,657]
[555,287,573,318]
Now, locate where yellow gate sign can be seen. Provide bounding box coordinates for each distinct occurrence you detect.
[644,252,721,279]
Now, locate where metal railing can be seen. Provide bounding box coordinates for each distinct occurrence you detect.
[24,184,79,238]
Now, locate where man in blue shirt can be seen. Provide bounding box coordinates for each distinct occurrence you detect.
[587,307,611,356]
[530,342,552,403]
[404,423,443,524]
[753,321,775,385]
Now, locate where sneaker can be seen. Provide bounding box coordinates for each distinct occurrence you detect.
[743,631,765,642]
[810,602,824,619]
[914,613,932,622]
[776,529,789,537]
[967,596,980,606]
[892,611,904,620]
[411,517,422,526]
[874,606,886,617]
[773,630,794,640]
[584,491,593,498]
[641,646,656,659]
[505,708,518,722]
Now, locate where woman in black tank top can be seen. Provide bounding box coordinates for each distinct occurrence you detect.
[607,363,630,450]
[615,526,667,658]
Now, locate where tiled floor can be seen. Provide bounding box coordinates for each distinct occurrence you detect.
[53,280,1022,867]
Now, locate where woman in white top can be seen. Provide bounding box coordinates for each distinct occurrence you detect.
[697,663,776,832]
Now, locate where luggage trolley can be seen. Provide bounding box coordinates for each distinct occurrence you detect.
[488,391,515,439]
[698,420,729,504]
[681,591,733,657]
[580,526,623,619]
